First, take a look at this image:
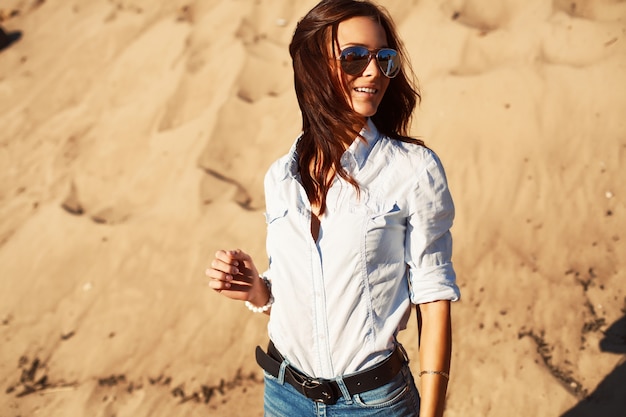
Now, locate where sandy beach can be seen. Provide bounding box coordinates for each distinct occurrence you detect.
[1,0,625,416]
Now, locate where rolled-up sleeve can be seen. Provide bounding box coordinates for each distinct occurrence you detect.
[405,152,460,304]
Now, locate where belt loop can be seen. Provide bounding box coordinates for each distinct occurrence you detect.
[278,359,289,385]
[335,376,353,404]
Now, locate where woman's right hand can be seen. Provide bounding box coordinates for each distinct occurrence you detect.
[205,249,270,308]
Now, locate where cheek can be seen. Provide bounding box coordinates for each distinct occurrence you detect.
[337,68,355,89]
[380,79,391,98]
[338,73,358,101]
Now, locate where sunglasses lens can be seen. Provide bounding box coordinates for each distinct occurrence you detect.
[340,46,371,76]
[339,47,401,78]
[377,49,400,78]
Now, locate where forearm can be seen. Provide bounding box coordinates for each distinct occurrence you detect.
[418,300,452,417]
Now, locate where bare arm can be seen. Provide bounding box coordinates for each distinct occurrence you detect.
[417,300,452,417]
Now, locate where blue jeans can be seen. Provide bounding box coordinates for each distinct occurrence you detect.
[263,363,420,416]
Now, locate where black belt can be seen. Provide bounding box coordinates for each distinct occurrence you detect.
[255,341,406,405]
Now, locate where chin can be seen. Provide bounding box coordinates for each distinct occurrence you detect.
[354,106,379,118]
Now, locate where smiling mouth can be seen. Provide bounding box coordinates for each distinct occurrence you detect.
[354,87,377,94]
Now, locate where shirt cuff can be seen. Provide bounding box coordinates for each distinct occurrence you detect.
[408,263,460,304]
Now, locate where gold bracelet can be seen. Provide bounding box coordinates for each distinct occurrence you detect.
[419,370,449,380]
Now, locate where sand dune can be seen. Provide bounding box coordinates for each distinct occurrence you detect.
[1,0,625,416]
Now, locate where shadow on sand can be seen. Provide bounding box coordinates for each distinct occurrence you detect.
[561,314,626,417]
[0,26,22,52]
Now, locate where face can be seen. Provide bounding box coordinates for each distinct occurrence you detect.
[334,16,391,118]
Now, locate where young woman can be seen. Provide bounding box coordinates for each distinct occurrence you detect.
[206,1,460,416]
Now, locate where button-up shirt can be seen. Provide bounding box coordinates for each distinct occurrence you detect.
[263,119,460,379]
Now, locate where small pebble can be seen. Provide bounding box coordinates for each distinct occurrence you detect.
[276,18,287,27]
[605,191,613,199]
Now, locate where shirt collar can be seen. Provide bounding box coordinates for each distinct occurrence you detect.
[283,119,380,179]
[345,118,379,171]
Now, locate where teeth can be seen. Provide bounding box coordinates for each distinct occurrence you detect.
[355,87,377,94]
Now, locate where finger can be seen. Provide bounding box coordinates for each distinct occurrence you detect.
[229,249,251,263]
[224,281,253,292]
[214,250,241,267]
[208,278,252,294]
[235,263,255,279]
[208,278,232,291]
[226,250,257,277]
[205,267,234,282]
[208,258,239,275]
[205,265,255,286]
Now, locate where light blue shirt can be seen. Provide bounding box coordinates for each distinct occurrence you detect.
[263,119,460,379]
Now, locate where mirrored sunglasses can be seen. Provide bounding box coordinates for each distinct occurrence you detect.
[339,46,401,78]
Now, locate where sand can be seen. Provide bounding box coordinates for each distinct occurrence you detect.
[0,0,625,416]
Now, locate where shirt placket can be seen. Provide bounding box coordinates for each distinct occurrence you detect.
[311,161,356,377]
[295,183,333,377]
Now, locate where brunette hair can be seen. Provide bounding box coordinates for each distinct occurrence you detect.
[289,0,422,214]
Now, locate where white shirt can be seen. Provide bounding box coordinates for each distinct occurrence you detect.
[263,119,460,379]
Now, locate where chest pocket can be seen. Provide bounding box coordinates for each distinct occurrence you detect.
[265,208,288,224]
[264,207,291,267]
[366,200,402,226]
[363,200,405,266]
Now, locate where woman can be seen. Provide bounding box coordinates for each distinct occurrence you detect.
[206,1,460,416]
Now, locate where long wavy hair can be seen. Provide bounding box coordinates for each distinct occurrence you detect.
[289,0,422,214]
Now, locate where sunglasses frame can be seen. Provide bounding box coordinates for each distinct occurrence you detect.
[339,46,401,79]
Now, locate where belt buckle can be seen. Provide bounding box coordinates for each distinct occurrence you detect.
[302,378,337,405]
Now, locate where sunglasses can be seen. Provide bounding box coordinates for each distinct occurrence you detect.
[339,46,401,78]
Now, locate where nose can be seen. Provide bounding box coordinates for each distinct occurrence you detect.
[361,55,381,77]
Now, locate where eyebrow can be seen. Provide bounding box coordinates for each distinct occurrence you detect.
[340,42,389,50]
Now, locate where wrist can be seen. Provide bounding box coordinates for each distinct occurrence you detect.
[248,275,271,306]
[245,276,273,313]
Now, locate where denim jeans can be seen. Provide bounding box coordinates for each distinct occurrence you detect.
[263,363,420,416]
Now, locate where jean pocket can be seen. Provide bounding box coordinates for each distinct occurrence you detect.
[263,370,278,382]
[353,369,409,408]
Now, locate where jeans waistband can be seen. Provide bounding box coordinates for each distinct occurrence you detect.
[255,341,406,405]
